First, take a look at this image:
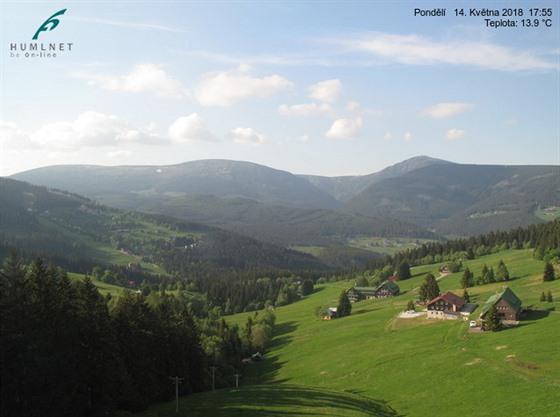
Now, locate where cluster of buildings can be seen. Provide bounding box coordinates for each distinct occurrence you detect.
[338,280,523,326]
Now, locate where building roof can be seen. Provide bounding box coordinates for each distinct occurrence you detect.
[352,286,378,294]
[375,281,400,294]
[427,291,465,308]
[480,287,522,317]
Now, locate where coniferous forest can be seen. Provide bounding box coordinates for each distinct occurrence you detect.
[0,254,276,417]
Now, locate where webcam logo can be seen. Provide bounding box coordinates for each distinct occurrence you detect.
[32,9,67,40]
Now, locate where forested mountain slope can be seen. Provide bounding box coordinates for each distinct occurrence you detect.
[11,159,340,210]
[300,155,452,202]
[10,158,559,240]
[0,178,328,273]
[342,163,559,236]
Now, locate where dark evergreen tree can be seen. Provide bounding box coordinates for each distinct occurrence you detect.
[484,305,501,331]
[419,273,440,302]
[540,291,547,302]
[462,289,470,303]
[497,260,510,281]
[481,264,490,285]
[543,262,556,282]
[460,267,475,288]
[111,292,161,411]
[300,279,314,296]
[396,260,411,280]
[488,267,496,283]
[546,289,553,302]
[0,252,29,417]
[75,276,120,416]
[337,290,352,318]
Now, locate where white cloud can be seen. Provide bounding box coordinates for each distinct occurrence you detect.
[278,102,332,116]
[445,128,466,140]
[0,120,33,148]
[346,101,386,118]
[338,32,557,71]
[229,127,265,145]
[346,101,361,112]
[308,79,343,103]
[404,132,413,141]
[77,63,188,99]
[325,117,363,140]
[31,111,160,150]
[168,113,218,143]
[194,65,292,106]
[422,102,473,118]
[384,132,394,141]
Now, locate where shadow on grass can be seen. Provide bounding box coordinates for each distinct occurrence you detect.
[184,384,404,417]
[522,309,551,321]
[492,309,552,332]
[241,321,297,384]
[351,308,376,316]
[274,320,298,338]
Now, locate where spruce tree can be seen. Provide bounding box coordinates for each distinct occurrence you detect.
[300,279,314,296]
[540,291,547,302]
[481,265,489,285]
[485,304,501,331]
[396,260,411,280]
[497,260,510,281]
[543,262,556,282]
[488,267,496,283]
[547,289,553,302]
[461,267,475,288]
[337,290,352,318]
[419,273,440,302]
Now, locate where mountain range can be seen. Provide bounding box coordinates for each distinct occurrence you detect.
[9,156,559,244]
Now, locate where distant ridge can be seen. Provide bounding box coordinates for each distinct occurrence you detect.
[10,156,559,240]
[298,155,453,202]
[12,159,340,210]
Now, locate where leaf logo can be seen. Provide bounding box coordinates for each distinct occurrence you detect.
[32,9,67,40]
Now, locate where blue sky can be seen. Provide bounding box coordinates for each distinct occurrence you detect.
[1,0,558,176]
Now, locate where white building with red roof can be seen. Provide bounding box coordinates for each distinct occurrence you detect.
[427,291,466,320]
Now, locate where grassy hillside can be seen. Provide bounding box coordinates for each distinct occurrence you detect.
[253,249,559,417]
[115,385,401,417]
[128,249,559,417]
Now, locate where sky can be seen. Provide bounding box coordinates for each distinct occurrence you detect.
[1,0,559,177]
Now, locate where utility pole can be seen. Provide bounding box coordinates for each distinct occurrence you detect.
[234,373,241,388]
[209,366,218,391]
[170,376,184,413]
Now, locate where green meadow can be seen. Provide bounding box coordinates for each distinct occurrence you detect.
[119,249,560,417]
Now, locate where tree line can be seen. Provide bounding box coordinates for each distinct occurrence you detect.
[364,220,560,282]
[0,253,274,417]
